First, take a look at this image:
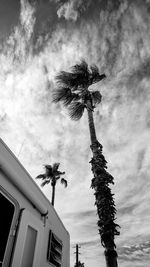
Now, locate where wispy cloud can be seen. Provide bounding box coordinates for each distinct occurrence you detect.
[54,0,93,21]
[119,240,150,264]
[0,0,150,266]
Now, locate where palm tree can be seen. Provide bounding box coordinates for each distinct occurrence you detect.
[53,60,120,266]
[36,163,67,206]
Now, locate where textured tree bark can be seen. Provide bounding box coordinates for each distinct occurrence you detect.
[86,101,119,267]
[105,249,118,267]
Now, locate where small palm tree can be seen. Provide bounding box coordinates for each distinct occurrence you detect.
[53,60,120,267]
[74,261,85,267]
[36,163,67,206]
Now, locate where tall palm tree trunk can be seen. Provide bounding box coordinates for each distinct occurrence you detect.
[51,182,56,206]
[87,102,118,267]
[105,250,118,267]
[87,106,97,145]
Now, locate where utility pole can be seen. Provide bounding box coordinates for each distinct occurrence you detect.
[74,244,81,267]
[76,244,79,266]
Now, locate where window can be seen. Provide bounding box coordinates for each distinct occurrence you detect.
[47,230,63,267]
[0,191,15,267]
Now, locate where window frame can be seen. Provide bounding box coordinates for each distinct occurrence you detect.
[0,185,20,266]
[47,230,63,267]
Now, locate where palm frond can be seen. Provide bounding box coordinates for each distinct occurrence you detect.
[36,174,46,180]
[61,178,68,187]
[55,60,91,89]
[55,71,79,88]
[44,164,52,169]
[52,163,60,172]
[58,171,65,176]
[53,87,80,106]
[63,93,79,106]
[68,102,85,120]
[94,73,106,84]
[90,64,106,84]
[98,73,106,80]
[91,91,102,105]
[53,87,71,103]
[71,60,89,76]
[90,64,100,77]
[44,165,53,177]
[55,71,70,86]
[41,180,50,187]
[71,60,91,87]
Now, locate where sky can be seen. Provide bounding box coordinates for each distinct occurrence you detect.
[0,0,150,266]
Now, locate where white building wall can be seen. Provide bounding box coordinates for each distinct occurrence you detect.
[0,139,70,267]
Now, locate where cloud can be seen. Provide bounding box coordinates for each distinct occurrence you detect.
[57,0,78,21]
[119,241,150,263]
[1,0,36,66]
[20,0,36,40]
[1,1,150,267]
[54,0,129,21]
[56,0,95,21]
[118,203,138,216]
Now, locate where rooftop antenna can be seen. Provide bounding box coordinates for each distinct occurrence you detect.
[17,139,25,157]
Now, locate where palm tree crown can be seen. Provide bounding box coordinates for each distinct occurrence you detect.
[36,163,67,206]
[53,60,106,121]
